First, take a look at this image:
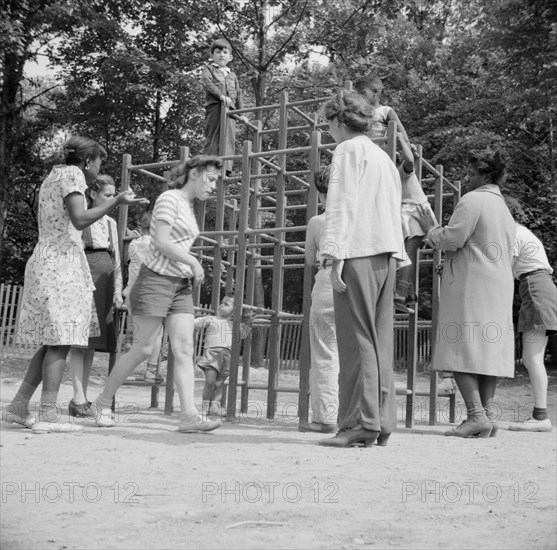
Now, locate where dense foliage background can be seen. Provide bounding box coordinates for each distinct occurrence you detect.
[2,0,556,316]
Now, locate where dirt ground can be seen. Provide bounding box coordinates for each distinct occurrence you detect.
[1,351,556,550]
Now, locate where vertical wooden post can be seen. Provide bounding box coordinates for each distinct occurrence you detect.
[226,140,252,421]
[298,129,320,424]
[429,164,444,425]
[405,144,424,428]
[266,91,288,420]
[210,146,228,312]
[241,120,263,413]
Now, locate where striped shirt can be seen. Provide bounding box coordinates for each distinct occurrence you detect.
[144,189,199,278]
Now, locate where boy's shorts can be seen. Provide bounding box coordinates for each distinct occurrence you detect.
[198,347,231,380]
[130,265,194,317]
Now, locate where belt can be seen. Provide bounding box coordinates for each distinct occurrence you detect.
[518,269,547,281]
[85,247,109,252]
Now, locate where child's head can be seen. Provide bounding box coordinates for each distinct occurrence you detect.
[217,296,234,319]
[354,75,384,106]
[315,165,330,195]
[87,174,115,207]
[210,38,232,67]
[314,165,330,207]
[140,212,152,235]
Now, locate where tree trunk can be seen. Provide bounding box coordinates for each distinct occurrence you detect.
[0,48,25,270]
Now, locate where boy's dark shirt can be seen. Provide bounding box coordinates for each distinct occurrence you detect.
[201,63,244,109]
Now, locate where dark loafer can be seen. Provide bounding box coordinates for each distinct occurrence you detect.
[318,427,379,448]
[68,400,93,418]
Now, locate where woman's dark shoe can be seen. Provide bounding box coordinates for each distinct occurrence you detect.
[68,400,93,418]
[376,432,391,446]
[444,419,492,438]
[318,426,379,448]
[298,422,337,434]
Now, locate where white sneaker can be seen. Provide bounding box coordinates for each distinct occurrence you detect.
[32,422,84,434]
[89,403,116,427]
[4,412,36,428]
[178,415,221,433]
[508,417,552,432]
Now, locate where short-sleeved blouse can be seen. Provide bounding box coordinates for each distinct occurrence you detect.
[143,189,200,278]
[16,165,99,346]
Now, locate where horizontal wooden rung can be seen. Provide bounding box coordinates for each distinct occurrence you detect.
[247,384,299,393]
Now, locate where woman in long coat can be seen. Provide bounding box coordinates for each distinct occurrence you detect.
[419,149,516,438]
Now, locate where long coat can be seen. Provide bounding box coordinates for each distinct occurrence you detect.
[429,184,515,377]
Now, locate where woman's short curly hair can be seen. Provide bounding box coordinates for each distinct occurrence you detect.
[321,90,373,133]
[168,155,223,189]
[467,148,508,186]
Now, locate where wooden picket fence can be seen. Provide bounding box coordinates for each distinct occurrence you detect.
[0,283,432,369]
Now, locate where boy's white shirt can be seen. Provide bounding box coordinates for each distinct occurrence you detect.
[511,223,553,278]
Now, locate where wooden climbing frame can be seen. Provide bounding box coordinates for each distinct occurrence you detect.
[116,84,460,428]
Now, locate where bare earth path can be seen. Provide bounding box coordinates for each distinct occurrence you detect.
[1,353,556,550]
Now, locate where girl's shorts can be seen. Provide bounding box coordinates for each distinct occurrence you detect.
[130,265,194,317]
[518,270,557,335]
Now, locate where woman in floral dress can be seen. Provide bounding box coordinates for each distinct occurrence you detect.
[5,136,147,434]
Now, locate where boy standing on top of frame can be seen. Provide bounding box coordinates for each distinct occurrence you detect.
[201,38,248,175]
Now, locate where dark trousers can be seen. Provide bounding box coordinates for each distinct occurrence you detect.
[203,103,236,172]
[333,254,397,433]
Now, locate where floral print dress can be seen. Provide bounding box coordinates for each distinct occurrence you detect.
[16,165,99,346]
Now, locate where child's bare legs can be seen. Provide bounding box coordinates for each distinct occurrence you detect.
[69,348,95,404]
[165,314,196,416]
[202,369,218,413]
[510,329,552,432]
[213,376,226,406]
[6,345,46,421]
[522,328,549,408]
[202,369,218,402]
[94,316,163,411]
[396,235,422,301]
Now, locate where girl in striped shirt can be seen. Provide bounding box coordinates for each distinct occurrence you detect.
[91,156,223,433]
